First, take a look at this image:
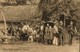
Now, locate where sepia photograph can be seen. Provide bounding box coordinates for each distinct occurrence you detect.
[0,0,80,52]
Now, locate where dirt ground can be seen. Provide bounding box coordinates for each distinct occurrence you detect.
[0,39,79,52]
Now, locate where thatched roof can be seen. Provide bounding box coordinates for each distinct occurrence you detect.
[0,5,38,22]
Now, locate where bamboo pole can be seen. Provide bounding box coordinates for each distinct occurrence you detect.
[1,8,7,35]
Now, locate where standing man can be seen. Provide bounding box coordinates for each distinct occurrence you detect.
[40,24,44,43]
[52,22,59,46]
[58,21,64,46]
[7,25,12,36]
[68,21,74,45]
[49,26,53,44]
[31,29,37,42]
[44,24,50,44]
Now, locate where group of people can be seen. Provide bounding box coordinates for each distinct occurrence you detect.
[40,21,64,46]
[7,22,37,42]
[40,20,78,46]
[6,20,78,46]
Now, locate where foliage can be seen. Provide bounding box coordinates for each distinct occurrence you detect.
[38,0,78,21]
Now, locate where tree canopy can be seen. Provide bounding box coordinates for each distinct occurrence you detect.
[37,0,78,22]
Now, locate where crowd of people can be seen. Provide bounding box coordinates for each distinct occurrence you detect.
[6,20,78,46]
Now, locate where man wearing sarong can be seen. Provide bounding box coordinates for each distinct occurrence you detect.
[52,23,58,46]
[44,24,50,44]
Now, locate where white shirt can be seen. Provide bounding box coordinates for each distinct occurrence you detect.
[28,28,33,33]
[22,25,29,33]
[41,25,44,31]
[53,25,58,33]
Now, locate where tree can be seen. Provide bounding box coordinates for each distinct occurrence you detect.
[37,0,78,22]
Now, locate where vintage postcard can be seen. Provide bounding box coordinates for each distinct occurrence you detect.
[0,0,79,52]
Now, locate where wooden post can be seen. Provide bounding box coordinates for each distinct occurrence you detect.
[79,35,80,52]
